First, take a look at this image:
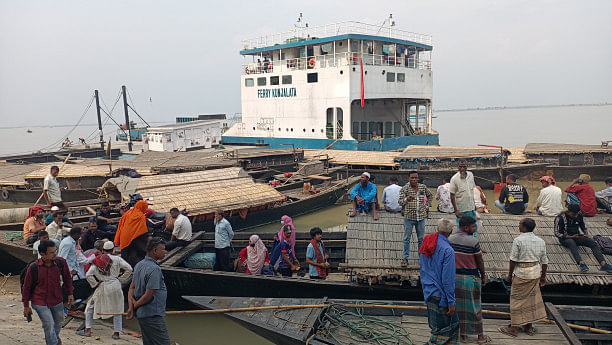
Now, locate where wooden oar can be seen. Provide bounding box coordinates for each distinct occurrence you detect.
[100,303,611,334]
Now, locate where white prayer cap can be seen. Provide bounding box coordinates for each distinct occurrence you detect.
[361,172,371,179]
[51,206,60,211]
[103,241,115,250]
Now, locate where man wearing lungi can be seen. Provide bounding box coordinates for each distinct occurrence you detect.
[419,218,459,344]
[499,218,548,338]
[449,216,490,344]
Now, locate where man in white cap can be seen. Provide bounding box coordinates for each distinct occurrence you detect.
[349,172,379,220]
[44,206,74,228]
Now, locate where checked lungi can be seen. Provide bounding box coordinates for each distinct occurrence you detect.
[425,296,459,345]
[510,276,547,326]
[455,274,483,336]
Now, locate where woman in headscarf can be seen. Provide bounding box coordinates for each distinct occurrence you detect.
[238,234,269,275]
[277,215,296,254]
[113,200,150,267]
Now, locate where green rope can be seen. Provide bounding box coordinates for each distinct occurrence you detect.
[318,302,414,345]
[4,231,23,241]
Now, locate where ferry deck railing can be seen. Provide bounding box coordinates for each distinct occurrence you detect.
[243,52,431,75]
[241,21,432,51]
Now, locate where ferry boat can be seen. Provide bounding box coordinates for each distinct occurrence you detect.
[222,18,439,151]
[116,121,147,141]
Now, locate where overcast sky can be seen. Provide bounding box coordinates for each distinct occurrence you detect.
[1,0,611,127]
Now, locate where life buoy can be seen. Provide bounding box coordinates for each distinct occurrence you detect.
[308,58,315,68]
[1,189,9,200]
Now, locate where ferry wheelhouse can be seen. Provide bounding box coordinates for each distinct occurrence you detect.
[222,20,439,151]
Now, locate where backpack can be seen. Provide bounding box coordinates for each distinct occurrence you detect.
[19,258,65,295]
[594,235,612,256]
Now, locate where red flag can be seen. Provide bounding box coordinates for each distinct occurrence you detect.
[360,57,365,108]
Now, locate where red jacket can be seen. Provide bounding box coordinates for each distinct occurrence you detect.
[567,184,597,216]
[22,257,74,307]
[238,247,270,274]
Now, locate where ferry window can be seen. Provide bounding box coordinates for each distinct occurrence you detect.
[352,122,359,139]
[326,108,333,139]
[245,78,254,87]
[282,75,292,84]
[385,122,393,138]
[397,73,405,82]
[257,77,266,86]
[360,122,368,141]
[394,122,401,137]
[270,76,279,85]
[307,73,318,83]
[386,72,395,82]
[336,108,343,139]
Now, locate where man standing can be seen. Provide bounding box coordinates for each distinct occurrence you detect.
[95,202,120,232]
[165,208,192,250]
[214,211,234,271]
[449,161,478,233]
[43,166,64,210]
[565,174,597,216]
[419,218,458,344]
[595,177,612,214]
[436,177,455,214]
[127,238,170,345]
[382,176,402,212]
[349,172,379,220]
[305,227,330,280]
[499,218,548,338]
[399,171,433,265]
[534,176,563,216]
[22,240,74,345]
[554,204,612,272]
[58,227,82,279]
[495,174,529,215]
[23,205,46,245]
[449,216,489,344]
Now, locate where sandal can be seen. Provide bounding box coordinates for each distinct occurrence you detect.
[498,326,517,338]
[76,329,91,337]
[478,335,492,344]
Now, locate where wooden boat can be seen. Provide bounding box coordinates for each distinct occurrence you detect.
[184,296,612,345]
[523,143,612,181]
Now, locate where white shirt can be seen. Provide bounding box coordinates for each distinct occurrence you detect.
[382,184,402,212]
[595,186,612,203]
[43,174,62,202]
[436,183,454,213]
[473,187,485,209]
[172,214,192,241]
[46,222,67,241]
[85,255,133,318]
[535,185,563,216]
[510,232,549,280]
[449,171,476,213]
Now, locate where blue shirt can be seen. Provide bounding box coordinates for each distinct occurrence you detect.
[133,256,167,318]
[58,236,77,273]
[45,214,69,226]
[419,233,456,307]
[350,182,377,204]
[214,218,234,249]
[278,237,294,269]
[306,242,324,277]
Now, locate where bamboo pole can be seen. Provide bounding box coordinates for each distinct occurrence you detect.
[33,153,72,206]
[100,303,612,334]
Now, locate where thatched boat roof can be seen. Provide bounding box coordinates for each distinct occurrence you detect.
[101,167,284,216]
[396,145,509,161]
[304,149,399,167]
[23,164,150,180]
[345,212,612,286]
[0,163,43,185]
[524,143,612,155]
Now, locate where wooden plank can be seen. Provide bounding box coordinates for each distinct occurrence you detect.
[160,241,202,267]
[545,302,582,345]
[306,175,332,180]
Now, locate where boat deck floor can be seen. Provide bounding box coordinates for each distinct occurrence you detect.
[324,314,570,345]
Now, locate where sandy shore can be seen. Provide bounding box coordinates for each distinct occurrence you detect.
[0,274,142,345]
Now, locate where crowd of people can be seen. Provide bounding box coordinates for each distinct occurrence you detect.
[19,164,612,345]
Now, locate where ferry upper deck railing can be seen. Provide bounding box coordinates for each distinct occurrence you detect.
[241,21,432,51]
[243,52,431,75]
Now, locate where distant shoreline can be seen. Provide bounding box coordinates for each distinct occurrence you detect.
[436,102,612,113]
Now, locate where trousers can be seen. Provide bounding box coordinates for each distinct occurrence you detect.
[137,316,170,345]
[85,300,122,332]
[559,236,605,264]
[214,247,232,271]
[403,218,425,259]
[32,302,64,345]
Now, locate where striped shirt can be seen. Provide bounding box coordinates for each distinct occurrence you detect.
[448,231,482,277]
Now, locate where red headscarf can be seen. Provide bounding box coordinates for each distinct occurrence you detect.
[27,205,44,219]
[92,254,111,271]
[419,232,439,258]
[114,200,149,249]
[539,175,557,186]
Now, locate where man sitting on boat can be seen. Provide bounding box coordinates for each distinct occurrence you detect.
[349,172,379,220]
[164,208,192,251]
[44,206,74,228]
[47,212,69,241]
[305,227,330,280]
[495,174,529,215]
[554,203,612,273]
[382,177,402,213]
[23,205,46,245]
[238,234,270,275]
[595,177,612,214]
[565,174,597,216]
[419,218,459,344]
[80,218,114,252]
[95,202,120,232]
[534,175,563,216]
